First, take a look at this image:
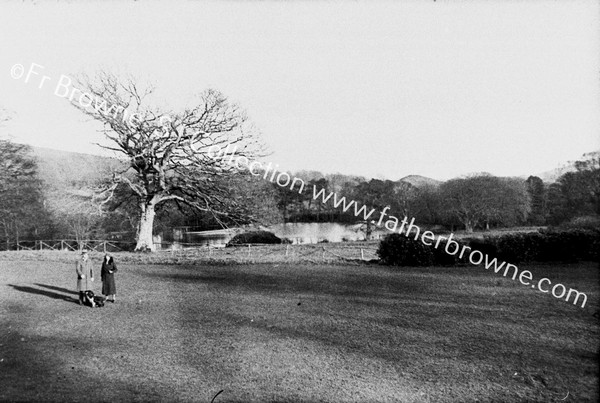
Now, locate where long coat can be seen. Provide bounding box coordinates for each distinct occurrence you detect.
[101,258,118,296]
[76,258,94,292]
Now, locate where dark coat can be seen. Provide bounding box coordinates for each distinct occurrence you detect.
[76,258,94,292]
[101,257,118,296]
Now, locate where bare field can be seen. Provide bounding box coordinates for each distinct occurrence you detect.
[1,255,598,402]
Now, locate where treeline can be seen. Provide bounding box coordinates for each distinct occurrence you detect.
[0,141,48,250]
[0,140,135,249]
[0,138,598,250]
[0,141,285,249]
[272,153,600,233]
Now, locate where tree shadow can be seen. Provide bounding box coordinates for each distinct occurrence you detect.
[0,315,161,402]
[34,283,78,295]
[8,284,79,304]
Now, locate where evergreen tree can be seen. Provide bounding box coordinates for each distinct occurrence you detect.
[0,140,48,249]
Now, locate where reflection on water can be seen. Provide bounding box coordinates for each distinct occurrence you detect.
[269,222,364,244]
[168,222,380,248]
[177,228,237,248]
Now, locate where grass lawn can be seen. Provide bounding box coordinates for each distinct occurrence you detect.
[0,256,598,402]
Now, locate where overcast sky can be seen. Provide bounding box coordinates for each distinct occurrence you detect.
[0,0,598,181]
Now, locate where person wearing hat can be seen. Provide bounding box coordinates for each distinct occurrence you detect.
[76,249,94,305]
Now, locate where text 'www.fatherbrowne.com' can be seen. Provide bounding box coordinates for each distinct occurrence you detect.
[209,144,589,309]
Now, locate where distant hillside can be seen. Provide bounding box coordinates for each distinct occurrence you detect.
[529,151,598,183]
[397,175,441,189]
[29,146,444,193]
[533,165,576,183]
[30,146,126,190]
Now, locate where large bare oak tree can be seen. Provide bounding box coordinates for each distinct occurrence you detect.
[71,72,265,251]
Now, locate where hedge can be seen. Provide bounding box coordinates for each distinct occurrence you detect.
[378,228,600,266]
[377,233,469,267]
[226,231,284,247]
[377,233,434,266]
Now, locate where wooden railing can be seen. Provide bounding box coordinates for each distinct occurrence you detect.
[13,240,134,252]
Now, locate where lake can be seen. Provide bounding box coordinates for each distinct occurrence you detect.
[169,222,384,248]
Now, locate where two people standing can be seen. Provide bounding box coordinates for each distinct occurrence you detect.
[76,249,118,305]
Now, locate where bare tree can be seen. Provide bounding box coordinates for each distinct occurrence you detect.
[392,181,419,219]
[71,72,265,251]
[47,190,104,247]
[440,174,531,232]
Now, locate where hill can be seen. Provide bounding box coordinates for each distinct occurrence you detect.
[530,151,598,183]
[397,174,441,189]
[30,146,126,190]
[28,146,444,193]
[533,165,576,183]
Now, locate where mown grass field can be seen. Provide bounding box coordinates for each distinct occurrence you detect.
[0,253,598,402]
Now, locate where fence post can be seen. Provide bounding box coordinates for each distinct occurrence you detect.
[286,244,289,256]
[361,248,364,260]
[103,242,107,253]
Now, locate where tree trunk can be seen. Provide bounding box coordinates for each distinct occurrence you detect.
[365,221,372,240]
[135,201,156,251]
[76,230,82,251]
[464,220,474,233]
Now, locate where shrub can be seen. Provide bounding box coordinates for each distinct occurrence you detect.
[537,228,600,262]
[377,233,434,267]
[378,228,600,267]
[591,234,600,262]
[558,215,600,231]
[467,237,498,259]
[431,238,469,266]
[494,232,544,263]
[468,229,600,263]
[226,231,283,247]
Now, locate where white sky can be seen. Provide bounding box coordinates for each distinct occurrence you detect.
[0,0,598,181]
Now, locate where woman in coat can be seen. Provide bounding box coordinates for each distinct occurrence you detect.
[101,254,118,302]
[76,249,94,305]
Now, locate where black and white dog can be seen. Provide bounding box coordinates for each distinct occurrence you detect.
[82,290,105,308]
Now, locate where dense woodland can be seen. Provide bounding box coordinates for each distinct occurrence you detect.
[0,139,598,250]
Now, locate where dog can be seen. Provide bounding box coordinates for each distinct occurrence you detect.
[82,290,104,308]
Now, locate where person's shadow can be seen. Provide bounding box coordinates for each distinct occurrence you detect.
[34,283,78,295]
[9,284,79,304]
